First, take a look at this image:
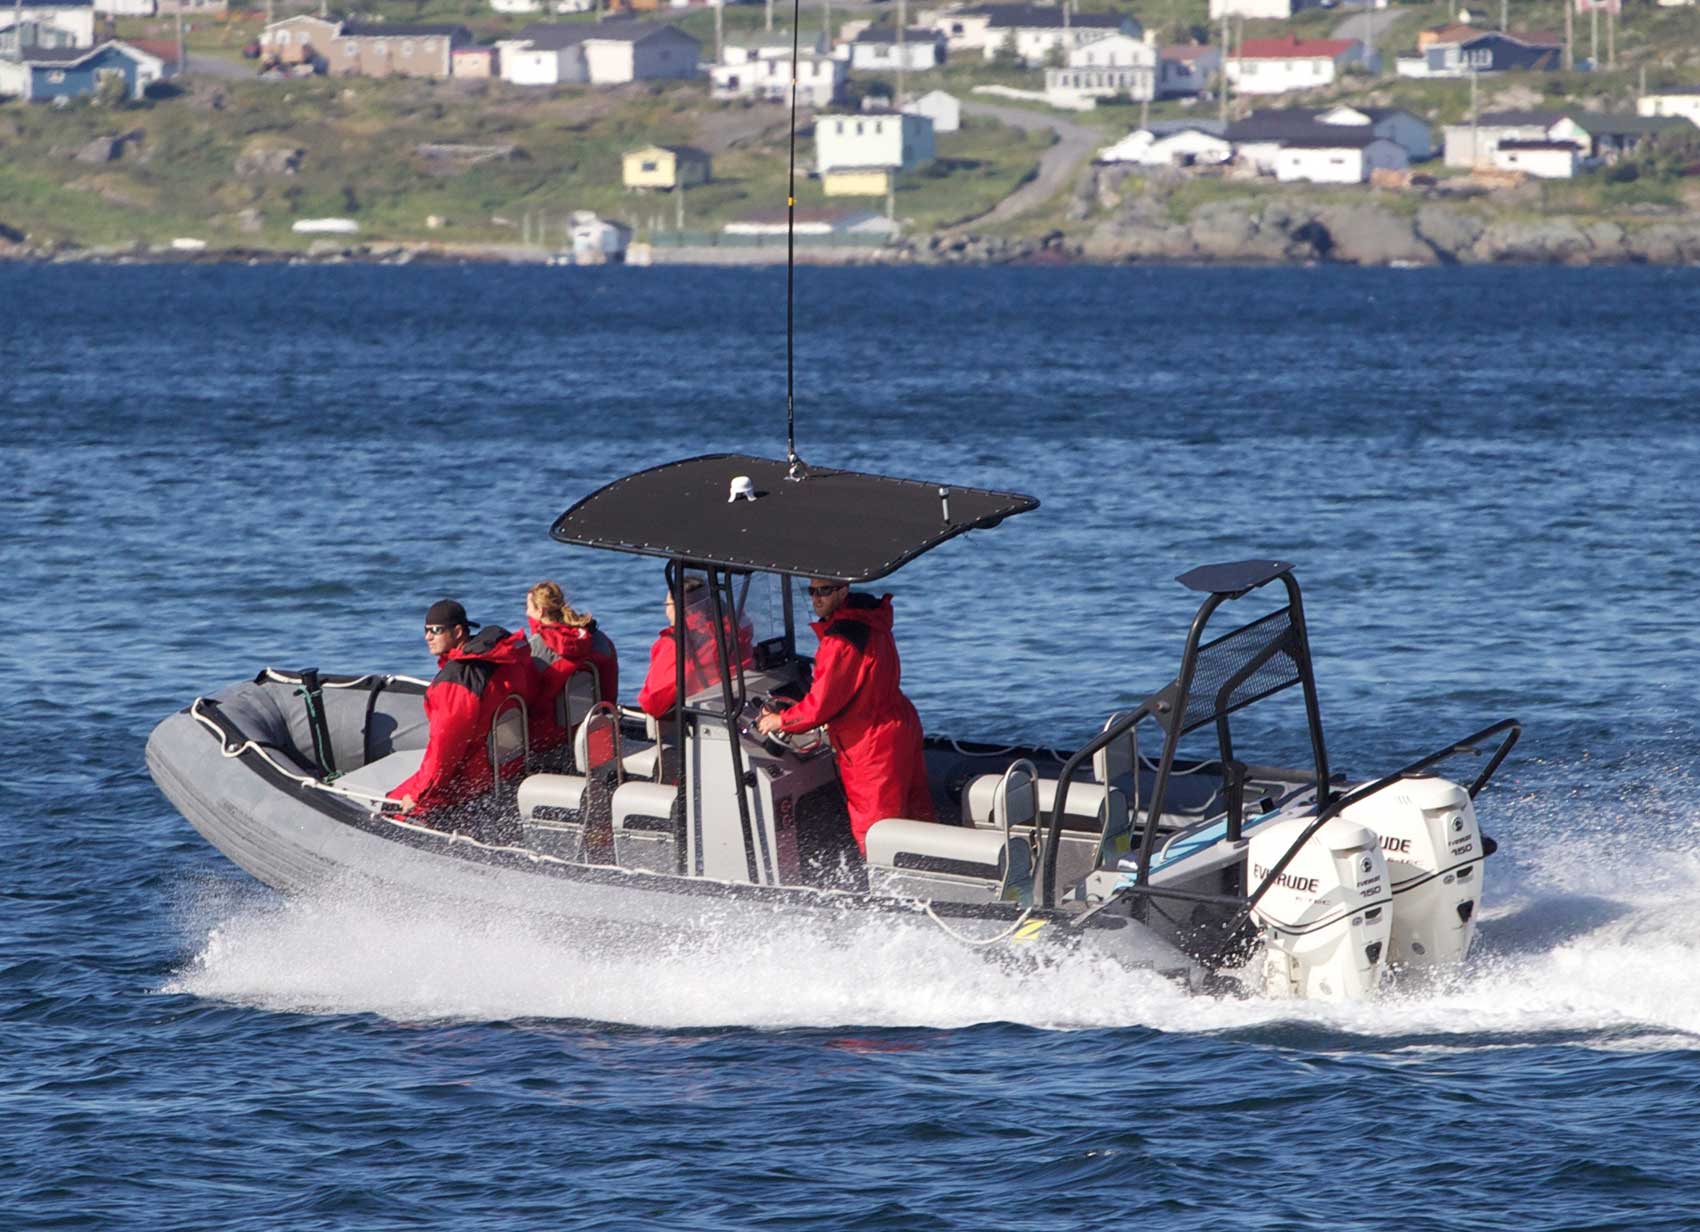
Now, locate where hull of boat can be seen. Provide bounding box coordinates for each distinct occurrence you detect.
[146,688,1195,975]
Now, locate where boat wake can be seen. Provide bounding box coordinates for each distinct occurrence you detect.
[161,835,1700,1044]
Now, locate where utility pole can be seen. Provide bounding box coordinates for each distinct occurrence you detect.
[1638,63,1646,101]
[1563,0,1573,70]
[1589,3,1597,69]
[896,0,906,107]
[1469,67,1480,167]
[1499,0,1506,31]
[175,0,185,80]
[1606,0,1614,70]
[676,183,685,231]
[1218,12,1229,128]
[765,0,772,35]
[714,0,722,64]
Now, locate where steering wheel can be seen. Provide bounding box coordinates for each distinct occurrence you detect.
[754,696,800,756]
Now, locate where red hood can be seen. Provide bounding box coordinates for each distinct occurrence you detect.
[528,616,596,657]
[812,592,894,639]
[440,625,529,668]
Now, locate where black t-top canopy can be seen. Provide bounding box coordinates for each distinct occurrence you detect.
[550,454,1039,581]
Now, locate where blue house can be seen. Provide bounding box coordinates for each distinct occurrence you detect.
[0,40,171,102]
[1417,31,1562,77]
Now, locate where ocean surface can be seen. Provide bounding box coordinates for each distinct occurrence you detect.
[5,263,1700,1231]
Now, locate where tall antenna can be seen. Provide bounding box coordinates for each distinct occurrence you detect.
[783,0,807,481]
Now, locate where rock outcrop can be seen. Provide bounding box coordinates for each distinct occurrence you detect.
[235,140,304,177]
[921,168,1700,266]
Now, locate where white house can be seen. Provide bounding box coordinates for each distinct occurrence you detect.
[929,4,1139,66]
[903,87,960,132]
[816,109,935,172]
[1274,134,1407,183]
[1441,109,1563,167]
[0,0,97,50]
[501,21,700,85]
[1638,90,1700,125]
[843,27,945,71]
[1226,36,1368,95]
[1043,31,1155,106]
[95,0,156,16]
[1312,103,1433,160]
[1097,123,1231,166]
[721,29,825,64]
[1491,139,1578,177]
[1158,43,1220,97]
[710,52,844,106]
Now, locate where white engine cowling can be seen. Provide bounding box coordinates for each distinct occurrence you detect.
[1247,816,1392,1001]
[1338,776,1484,971]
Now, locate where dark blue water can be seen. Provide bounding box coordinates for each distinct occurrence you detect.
[7,264,1700,1231]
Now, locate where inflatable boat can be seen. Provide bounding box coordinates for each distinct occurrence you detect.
[147,454,1519,999]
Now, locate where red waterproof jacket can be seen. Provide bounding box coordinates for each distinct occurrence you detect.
[779,593,933,852]
[390,626,534,817]
[637,608,753,718]
[525,616,619,748]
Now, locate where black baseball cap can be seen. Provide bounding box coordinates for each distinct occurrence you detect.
[424,599,480,630]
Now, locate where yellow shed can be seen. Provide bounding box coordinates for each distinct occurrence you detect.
[622,145,712,191]
[821,167,893,197]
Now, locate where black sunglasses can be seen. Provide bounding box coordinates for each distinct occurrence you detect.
[424,624,451,636]
[806,584,845,597]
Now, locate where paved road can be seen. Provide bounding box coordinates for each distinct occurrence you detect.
[948,99,1101,230]
[1331,5,1407,51]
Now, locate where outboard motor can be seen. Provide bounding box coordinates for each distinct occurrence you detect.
[1339,776,1483,971]
[1247,817,1392,1001]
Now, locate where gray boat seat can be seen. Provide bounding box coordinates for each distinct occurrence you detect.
[488,693,530,794]
[864,819,1034,905]
[612,781,680,874]
[518,773,590,861]
[614,710,670,782]
[867,761,1037,904]
[623,745,662,781]
[962,775,1133,894]
[574,702,623,780]
[961,776,1116,831]
[334,746,425,800]
[559,665,600,731]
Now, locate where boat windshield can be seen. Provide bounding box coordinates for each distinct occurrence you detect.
[676,570,803,716]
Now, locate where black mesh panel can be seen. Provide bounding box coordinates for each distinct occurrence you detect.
[1175,607,1302,735]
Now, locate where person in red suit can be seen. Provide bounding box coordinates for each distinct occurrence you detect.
[522,579,618,752]
[756,580,933,854]
[390,599,533,825]
[636,577,751,719]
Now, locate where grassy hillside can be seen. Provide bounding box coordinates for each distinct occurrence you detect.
[0,74,1045,250]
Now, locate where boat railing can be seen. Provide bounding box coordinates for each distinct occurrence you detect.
[1056,718,1523,945]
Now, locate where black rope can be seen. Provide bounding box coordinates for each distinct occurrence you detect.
[784,0,806,482]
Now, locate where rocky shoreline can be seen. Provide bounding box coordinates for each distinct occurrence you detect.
[9,181,1700,268]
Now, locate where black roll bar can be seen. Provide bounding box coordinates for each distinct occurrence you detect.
[1040,567,1329,908]
[666,562,690,871]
